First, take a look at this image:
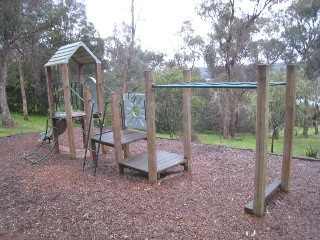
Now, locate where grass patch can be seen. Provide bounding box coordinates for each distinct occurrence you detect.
[159,130,319,159]
[1,113,319,159]
[0,113,48,137]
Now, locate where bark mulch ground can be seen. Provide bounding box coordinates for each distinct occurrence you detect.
[0,128,319,239]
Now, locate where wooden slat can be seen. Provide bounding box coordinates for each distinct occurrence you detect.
[245,180,281,215]
[91,129,147,146]
[52,111,86,119]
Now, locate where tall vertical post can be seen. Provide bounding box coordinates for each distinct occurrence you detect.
[110,92,123,174]
[145,70,157,184]
[183,69,192,171]
[253,64,270,216]
[78,64,86,147]
[96,63,104,116]
[96,63,108,154]
[78,64,84,110]
[281,65,297,192]
[45,66,59,153]
[61,64,76,159]
[84,90,96,165]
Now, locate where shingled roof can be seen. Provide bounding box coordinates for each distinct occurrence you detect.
[44,41,101,67]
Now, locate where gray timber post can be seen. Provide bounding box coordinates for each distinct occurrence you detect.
[281,65,297,192]
[61,63,76,159]
[45,66,59,153]
[183,69,192,171]
[84,90,96,165]
[145,70,157,184]
[110,92,124,174]
[253,64,270,216]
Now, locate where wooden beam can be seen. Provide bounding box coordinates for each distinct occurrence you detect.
[61,64,76,159]
[96,63,104,116]
[145,70,157,184]
[78,64,84,110]
[96,63,108,154]
[84,90,96,165]
[252,64,270,216]
[78,64,86,147]
[45,66,59,153]
[281,65,297,192]
[183,69,192,171]
[110,92,123,174]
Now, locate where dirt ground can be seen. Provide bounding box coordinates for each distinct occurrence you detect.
[0,128,319,239]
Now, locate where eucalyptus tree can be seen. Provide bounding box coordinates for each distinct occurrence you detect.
[280,0,320,136]
[0,0,18,125]
[177,21,205,70]
[281,0,320,78]
[196,0,281,138]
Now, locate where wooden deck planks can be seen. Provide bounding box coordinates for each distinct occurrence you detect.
[91,129,147,147]
[119,150,185,174]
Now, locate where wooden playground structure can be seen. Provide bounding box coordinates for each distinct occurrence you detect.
[24,42,297,217]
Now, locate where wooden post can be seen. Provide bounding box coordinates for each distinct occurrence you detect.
[78,64,87,147]
[183,69,192,171]
[61,64,76,159]
[45,66,59,153]
[96,63,108,154]
[84,90,96,165]
[110,92,123,174]
[120,92,130,157]
[78,64,84,110]
[145,70,157,184]
[96,63,104,116]
[253,64,270,216]
[281,65,297,192]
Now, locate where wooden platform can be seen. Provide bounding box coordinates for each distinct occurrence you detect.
[52,111,86,119]
[119,150,185,174]
[91,129,147,147]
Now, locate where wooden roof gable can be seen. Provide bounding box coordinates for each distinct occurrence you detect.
[44,41,101,67]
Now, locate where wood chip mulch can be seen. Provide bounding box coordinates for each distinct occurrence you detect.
[0,128,319,239]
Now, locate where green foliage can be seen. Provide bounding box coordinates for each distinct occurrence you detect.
[305,145,318,158]
[154,69,183,136]
[269,69,286,142]
[296,67,316,137]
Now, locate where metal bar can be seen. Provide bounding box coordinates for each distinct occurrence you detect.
[68,85,84,102]
[152,81,286,89]
[101,82,114,92]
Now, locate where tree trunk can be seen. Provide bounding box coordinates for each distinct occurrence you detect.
[303,97,308,137]
[18,54,28,121]
[273,128,279,140]
[271,129,279,153]
[121,0,136,94]
[222,89,231,139]
[0,46,14,126]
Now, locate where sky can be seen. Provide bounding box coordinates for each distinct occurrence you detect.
[85,0,210,57]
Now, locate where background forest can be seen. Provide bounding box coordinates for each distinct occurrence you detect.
[0,0,319,147]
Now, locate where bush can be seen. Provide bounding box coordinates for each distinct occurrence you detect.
[305,145,318,158]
